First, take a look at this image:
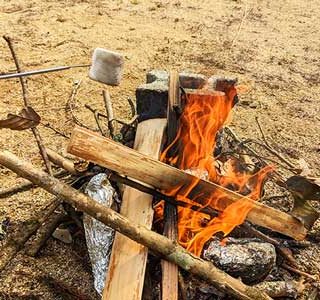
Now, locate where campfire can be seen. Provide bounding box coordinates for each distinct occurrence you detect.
[0,40,319,300]
[158,89,272,256]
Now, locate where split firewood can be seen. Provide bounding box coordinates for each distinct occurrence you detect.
[103,118,166,300]
[161,70,180,300]
[0,150,272,300]
[67,126,307,241]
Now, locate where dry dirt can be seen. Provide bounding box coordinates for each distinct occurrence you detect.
[0,0,319,299]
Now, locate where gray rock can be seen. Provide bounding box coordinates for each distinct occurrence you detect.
[138,70,208,120]
[52,228,72,244]
[146,70,207,89]
[146,70,168,83]
[208,75,237,91]
[203,238,276,283]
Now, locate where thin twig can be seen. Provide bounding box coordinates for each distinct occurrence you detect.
[3,35,52,174]
[127,97,136,118]
[282,263,318,281]
[242,138,298,171]
[41,122,70,138]
[102,90,115,138]
[84,104,106,136]
[66,80,95,130]
[255,117,269,146]
[221,150,298,172]
[230,4,252,48]
[224,126,287,185]
[3,35,28,105]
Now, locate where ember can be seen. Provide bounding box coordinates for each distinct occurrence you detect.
[160,89,272,256]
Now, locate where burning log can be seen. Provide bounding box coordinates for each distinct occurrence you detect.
[67,126,307,243]
[0,150,272,300]
[161,70,180,300]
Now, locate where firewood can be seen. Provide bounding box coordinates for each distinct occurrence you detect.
[103,118,167,300]
[0,150,272,300]
[46,148,79,175]
[67,126,307,241]
[161,70,180,300]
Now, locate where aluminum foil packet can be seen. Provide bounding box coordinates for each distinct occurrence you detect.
[84,173,119,295]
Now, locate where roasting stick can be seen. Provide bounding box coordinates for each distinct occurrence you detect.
[161,70,180,300]
[103,118,167,300]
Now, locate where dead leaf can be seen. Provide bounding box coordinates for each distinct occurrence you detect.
[286,175,320,201]
[0,106,41,130]
[286,175,320,229]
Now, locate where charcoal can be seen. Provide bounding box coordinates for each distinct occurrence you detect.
[203,238,276,284]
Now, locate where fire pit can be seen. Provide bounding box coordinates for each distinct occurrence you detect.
[0,66,318,300]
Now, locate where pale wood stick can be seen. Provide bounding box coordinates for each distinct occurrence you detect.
[67,126,307,241]
[103,118,166,300]
[46,148,79,175]
[0,150,271,300]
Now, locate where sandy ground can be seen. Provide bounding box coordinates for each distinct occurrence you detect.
[0,0,319,299]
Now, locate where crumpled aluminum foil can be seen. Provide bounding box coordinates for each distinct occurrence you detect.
[84,173,119,295]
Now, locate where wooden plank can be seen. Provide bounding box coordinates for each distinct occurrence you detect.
[162,70,180,300]
[102,118,167,300]
[67,126,307,241]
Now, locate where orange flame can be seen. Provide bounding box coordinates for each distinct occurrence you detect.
[160,89,271,256]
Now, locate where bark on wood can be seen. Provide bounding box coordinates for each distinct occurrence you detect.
[0,150,272,300]
[67,126,307,240]
[103,119,167,300]
[46,148,79,175]
[162,70,180,300]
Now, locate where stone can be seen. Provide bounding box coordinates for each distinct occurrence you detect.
[137,70,240,120]
[146,70,168,83]
[146,70,207,89]
[137,70,208,120]
[203,238,276,283]
[52,228,73,244]
[208,75,239,105]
